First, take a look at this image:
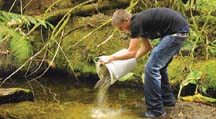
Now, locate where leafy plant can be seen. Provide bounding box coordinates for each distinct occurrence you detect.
[178,70,202,98]
[0,23,32,63]
[199,60,216,93]
[0,10,53,28]
[0,10,53,63]
[178,69,216,103]
[196,0,216,14]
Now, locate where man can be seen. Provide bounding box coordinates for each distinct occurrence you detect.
[100,8,189,118]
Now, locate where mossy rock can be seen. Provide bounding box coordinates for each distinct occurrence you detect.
[0,88,34,104]
[54,13,128,74]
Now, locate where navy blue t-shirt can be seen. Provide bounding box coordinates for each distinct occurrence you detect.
[130,8,189,39]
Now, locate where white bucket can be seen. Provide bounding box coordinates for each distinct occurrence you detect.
[97,49,136,84]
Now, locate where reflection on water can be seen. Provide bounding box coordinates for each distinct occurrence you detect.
[0,77,145,119]
[0,77,216,119]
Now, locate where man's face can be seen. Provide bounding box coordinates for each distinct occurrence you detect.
[117,19,130,33]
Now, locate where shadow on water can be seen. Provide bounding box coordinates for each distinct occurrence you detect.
[0,74,216,119]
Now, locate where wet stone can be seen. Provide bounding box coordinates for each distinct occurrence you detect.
[0,88,34,104]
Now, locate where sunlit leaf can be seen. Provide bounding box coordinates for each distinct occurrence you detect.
[181,93,216,103]
[119,73,135,81]
[181,70,202,87]
[182,40,193,51]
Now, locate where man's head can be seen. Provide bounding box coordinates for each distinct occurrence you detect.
[112,9,131,33]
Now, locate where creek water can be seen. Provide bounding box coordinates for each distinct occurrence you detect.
[0,75,216,119]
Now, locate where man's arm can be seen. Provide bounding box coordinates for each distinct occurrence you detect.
[100,37,152,63]
[101,37,141,63]
[110,37,141,60]
[135,38,153,58]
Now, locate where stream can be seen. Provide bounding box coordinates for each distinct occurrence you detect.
[0,75,215,119]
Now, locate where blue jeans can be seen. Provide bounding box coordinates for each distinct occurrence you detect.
[144,35,185,116]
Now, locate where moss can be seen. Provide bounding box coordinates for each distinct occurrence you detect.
[53,14,128,74]
[168,57,193,86]
[0,88,31,96]
[11,88,31,93]
[165,57,216,96]
[167,58,216,90]
[73,62,96,74]
[194,60,216,89]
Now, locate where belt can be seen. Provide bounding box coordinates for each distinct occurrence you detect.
[171,33,189,37]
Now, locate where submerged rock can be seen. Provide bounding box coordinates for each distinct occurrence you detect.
[0,88,34,104]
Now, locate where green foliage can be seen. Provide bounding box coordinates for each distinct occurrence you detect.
[183,70,202,86]
[0,24,32,63]
[81,64,96,74]
[74,62,96,74]
[168,58,190,86]
[177,60,216,99]
[196,0,216,13]
[198,60,216,91]
[182,29,195,51]
[182,40,193,52]
[119,73,136,81]
[151,38,160,46]
[0,10,53,28]
[209,40,216,57]
[10,36,32,63]
[0,10,53,63]
[178,70,202,98]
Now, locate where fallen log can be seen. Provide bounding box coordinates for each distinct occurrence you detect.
[36,0,130,21]
[0,88,34,104]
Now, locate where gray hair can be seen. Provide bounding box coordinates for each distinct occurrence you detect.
[112,9,131,27]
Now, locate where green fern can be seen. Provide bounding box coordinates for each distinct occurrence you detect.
[0,10,53,28]
[0,24,32,63]
[0,11,53,63]
[10,36,32,63]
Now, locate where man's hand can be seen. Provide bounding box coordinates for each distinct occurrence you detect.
[99,56,114,64]
[135,38,152,58]
[99,37,142,64]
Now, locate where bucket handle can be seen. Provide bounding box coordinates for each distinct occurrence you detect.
[94,57,104,67]
[94,57,100,64]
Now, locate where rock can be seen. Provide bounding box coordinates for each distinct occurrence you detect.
[0,88,34,104]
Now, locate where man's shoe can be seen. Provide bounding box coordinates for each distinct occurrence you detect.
[140,111,166,118]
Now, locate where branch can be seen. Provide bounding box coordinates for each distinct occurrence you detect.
[36,0,130,21]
